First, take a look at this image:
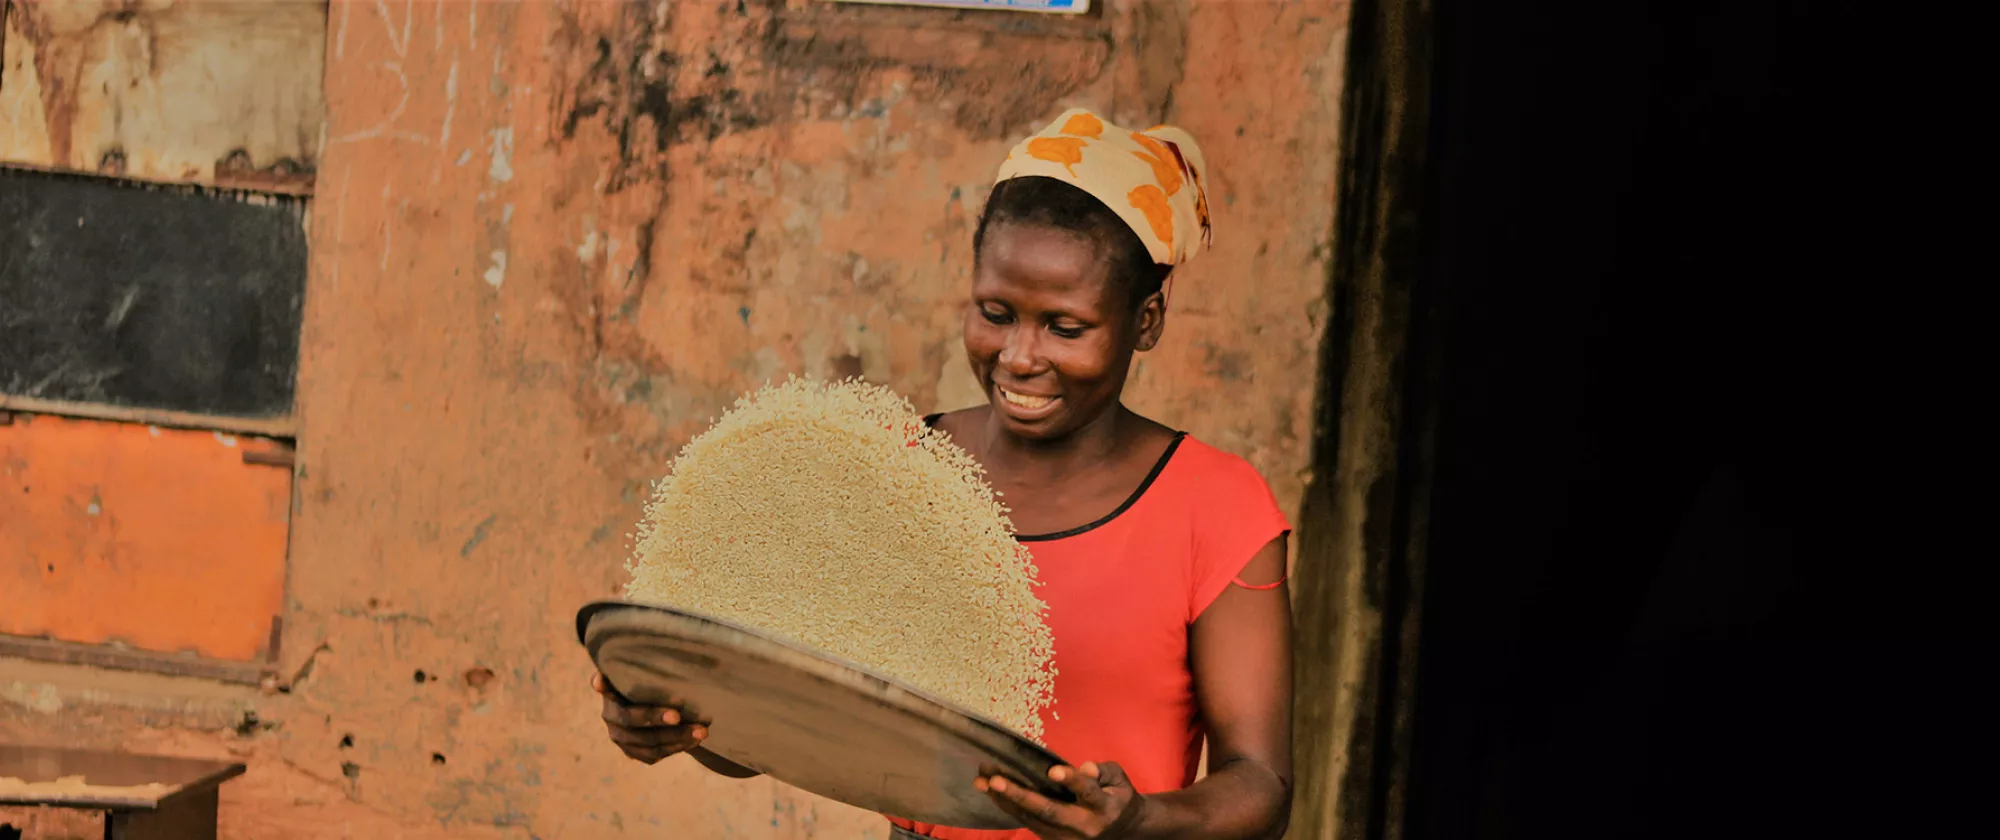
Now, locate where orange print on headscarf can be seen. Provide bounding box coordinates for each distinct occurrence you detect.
[1027,136,1089,178]
[994,108,1215,266]
[1128,132,1184,196]
[1061,112,1105,138]
[1159,138,1213,246]
[1128,184,1175,251]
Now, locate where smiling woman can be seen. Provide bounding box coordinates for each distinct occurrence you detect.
[594,109,1294,840]
[902,112,1292,840]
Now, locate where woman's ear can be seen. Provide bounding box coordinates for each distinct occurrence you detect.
[1134,289,1168,352]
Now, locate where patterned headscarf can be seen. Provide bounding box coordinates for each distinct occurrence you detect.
[994,108,1215,267]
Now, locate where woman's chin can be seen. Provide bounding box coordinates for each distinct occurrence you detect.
[990,400,1069,439]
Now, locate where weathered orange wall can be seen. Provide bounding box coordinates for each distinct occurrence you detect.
[3,2,1349,837]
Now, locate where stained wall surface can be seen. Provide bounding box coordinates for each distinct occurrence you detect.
[2,1,1351,837]
[0,0,325,192]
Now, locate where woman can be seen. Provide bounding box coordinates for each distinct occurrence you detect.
[594,109,1294,840]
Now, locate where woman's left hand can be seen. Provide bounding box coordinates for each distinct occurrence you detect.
[977,761,1148,840]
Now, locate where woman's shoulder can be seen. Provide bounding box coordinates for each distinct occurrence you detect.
[1141,432,1286,529]
[1164,434,1276,492]
[1158,435,1292,623]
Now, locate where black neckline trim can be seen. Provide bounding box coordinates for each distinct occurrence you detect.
[1017,433,1185,542]
[922,413,1188,543]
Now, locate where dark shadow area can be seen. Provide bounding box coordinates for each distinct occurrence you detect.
[1402,2,1977,838]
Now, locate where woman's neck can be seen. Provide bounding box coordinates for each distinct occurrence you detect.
[976,403,1135,487]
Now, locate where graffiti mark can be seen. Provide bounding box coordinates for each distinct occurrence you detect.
[460,514,497,556]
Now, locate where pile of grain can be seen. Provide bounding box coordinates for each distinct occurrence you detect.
[625,377,1056,741]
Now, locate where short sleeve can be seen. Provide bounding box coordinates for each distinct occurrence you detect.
[1186,447,1292,623]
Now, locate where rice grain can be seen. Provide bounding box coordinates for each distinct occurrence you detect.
[625,377,1056,741]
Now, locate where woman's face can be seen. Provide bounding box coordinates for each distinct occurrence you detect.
[964,223,1164,442]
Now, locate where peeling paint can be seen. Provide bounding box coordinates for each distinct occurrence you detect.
[441,60,459,148]
[3,681,65,714]
[484,250,507,288]
[487,127,513,182]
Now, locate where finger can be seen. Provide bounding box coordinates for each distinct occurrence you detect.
[1090,761,1134,791]
[603,701,680,728]
[607,724,701,753]
[604,713,703,744]
[617,744,672,765]
[975,764,1044,790]
[973,764,1008,796]
[981,783,1056,832]
[972,765,1033,801]
[592,672,634,703]
[602,695,683,728]
[988,775,1077,830]
[1048,763,1107,807]
[607,721,698,745]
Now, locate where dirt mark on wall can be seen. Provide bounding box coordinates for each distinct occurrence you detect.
[552,0,1112,193]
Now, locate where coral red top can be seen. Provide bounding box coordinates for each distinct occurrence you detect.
[889,427,1292,839]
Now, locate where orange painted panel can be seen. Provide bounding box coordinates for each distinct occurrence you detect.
[0,414,290,662]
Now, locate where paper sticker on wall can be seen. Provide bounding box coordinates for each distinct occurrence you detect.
[827,0,1089,14]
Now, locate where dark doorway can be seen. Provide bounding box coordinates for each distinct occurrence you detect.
[1399,2,1976,838]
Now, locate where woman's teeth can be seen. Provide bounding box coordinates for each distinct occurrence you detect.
[999,388,1054,410]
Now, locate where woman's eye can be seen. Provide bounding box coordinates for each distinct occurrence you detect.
[1049,324,1085,339]
[980,308,1012,325]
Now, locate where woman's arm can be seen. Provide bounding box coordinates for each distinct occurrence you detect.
[1135,534,1293,838]
[981,536,1293,839]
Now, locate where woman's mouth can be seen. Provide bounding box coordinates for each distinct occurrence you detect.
[996,385,1060,418]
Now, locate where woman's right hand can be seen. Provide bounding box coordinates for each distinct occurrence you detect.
[594,671,708,765]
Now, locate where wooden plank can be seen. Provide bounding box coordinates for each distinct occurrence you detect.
[0,745,244,811]
[0,414,292,664]
[108,786,220,839]
[0,398,295,439]
[0,635,270,686]
[0,0,325,193]
[0,165,308,421]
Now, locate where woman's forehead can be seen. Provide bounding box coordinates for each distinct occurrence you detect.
[975,224,1116,298]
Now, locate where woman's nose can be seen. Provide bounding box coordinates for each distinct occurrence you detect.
[998,326,1045,376]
